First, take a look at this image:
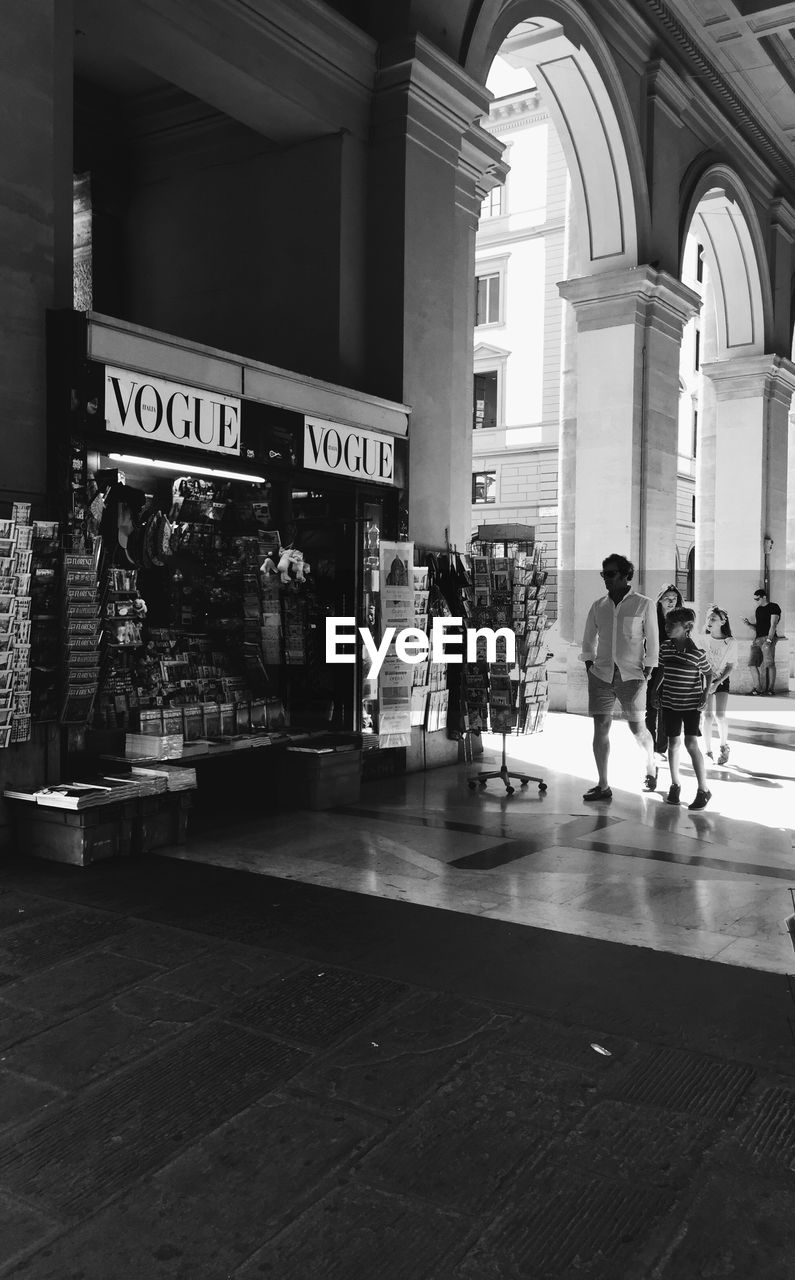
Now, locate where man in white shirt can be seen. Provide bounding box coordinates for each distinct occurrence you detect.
[579,553,659,802]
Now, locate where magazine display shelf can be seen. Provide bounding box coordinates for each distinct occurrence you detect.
[467,528,548,796]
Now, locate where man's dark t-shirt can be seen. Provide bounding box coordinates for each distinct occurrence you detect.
[755,603,781,637]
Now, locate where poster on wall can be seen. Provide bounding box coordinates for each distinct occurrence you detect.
[377,541,413,747]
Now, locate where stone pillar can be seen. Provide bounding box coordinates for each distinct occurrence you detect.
[368,36,504,550]
[0,1,73,839]
[557,267,700,711]
[557,178,580,648]
[0,0,73,507]
[693,274,720,611]
[787,410,795,691]
[700,355,795,691]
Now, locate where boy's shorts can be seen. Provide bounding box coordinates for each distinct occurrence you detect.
[662,708,701,738]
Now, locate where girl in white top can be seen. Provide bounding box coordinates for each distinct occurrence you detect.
[701,606,738,766]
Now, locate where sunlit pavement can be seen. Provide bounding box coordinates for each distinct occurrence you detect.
[162,695,795,976]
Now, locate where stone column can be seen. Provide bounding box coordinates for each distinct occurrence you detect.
[0,0,73,837]
[787,410,795,691]
[700,355,795,691]
[0,0,73,507]
[557,177,581,649]
[557,267,700,712]
[368,36,504,550]
[693,275,720,611]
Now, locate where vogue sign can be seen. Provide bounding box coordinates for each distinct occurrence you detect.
[304,417,395,485]
[104,367,241,456]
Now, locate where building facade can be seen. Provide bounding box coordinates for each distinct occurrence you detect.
[471,76,567,617]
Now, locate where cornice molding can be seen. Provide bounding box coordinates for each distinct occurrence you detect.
[646,57,693,127]
[375,34,491,167]
[83,0,378,143]
[210,0,376,90]
[640,0,795,192]
[484,109,551,137]
[558,264,701,336]
[701,353,795,404]
[770,197,795,244]
[477,219,566,250]
[457,123,509,222]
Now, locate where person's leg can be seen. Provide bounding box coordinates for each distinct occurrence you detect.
[668,733,682,786]
[592,715,612,790]
[751,644,764,692]
[762,645,773,696]
[644,691,657,743]
[628,719,655,776]
[715,690,730,748]
[684,733,708,791]
[702,692,715,758]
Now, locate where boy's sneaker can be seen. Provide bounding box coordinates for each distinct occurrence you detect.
[665,783,681,805]
[688,789,712,811]
[717,745,730,766]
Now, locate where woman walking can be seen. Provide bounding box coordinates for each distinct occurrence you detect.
[701,605,737,765]
[646,583,684,759]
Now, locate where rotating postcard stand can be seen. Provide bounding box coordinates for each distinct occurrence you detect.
[469,729,546,795]
[467,524,547,796]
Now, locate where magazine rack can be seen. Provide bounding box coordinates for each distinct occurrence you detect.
[467,525,548,796]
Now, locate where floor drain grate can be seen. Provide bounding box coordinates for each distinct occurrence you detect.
[464,1178,668,1276]
[736,1087,795,1169]
[609,1048,753,1119]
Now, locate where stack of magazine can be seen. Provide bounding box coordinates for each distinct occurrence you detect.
[6,778,145,809]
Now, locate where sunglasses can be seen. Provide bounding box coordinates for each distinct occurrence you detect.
[601,569,621,578]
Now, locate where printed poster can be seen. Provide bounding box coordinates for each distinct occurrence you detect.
[377,541,414,747]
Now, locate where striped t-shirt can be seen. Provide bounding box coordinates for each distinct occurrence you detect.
[659,639,711,709]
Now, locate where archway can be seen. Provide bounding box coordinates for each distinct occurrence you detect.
[467,2,663,715]
[679,167,787,689]
[466,1,649,274]
[680,166,771,360]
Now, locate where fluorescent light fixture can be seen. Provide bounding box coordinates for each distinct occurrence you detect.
[107,454,265,483]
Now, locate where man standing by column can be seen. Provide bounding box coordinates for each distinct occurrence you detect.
[744,588,782,696]
[580,554,659,801]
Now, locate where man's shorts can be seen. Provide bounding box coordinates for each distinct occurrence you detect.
[749,638,776,668]
[662,707,701,738]
[587,667,646,720]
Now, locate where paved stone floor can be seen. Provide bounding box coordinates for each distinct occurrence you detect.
[0,838,794,1276]
[0,696,793,1277]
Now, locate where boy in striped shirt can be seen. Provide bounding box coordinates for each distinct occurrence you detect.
[648,608,712,810]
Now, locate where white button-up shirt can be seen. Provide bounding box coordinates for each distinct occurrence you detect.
[580,589,659,682]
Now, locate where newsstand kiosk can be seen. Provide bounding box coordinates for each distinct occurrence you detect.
[3,311,409,863]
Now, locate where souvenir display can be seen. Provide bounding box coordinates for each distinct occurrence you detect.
[0,507,35,747]
[60,549,101,724]
[86,472,318,745]
[30,521,61,723]
[514,545,550,734]
[459,540,550,735]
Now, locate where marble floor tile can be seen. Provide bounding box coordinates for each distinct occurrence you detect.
[164,708,795,978]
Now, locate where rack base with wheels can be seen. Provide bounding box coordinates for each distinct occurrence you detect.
[468,730,546,795]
